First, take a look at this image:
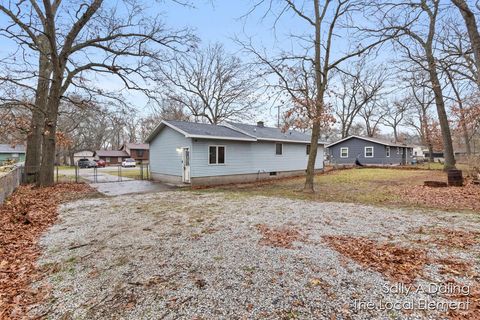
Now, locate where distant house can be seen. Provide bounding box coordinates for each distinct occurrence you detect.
[0,144,26,165]
[146,120,325,186]
[412,145,427,159]
[120,143,149,164]
[93,150,129,165]
[327,135,414,166]
[73,150,94,164]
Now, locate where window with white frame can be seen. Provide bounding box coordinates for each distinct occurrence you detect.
[209,146,225,164]
[275,143,283,155]
[340,147,349,158]
[397,147,400,154]
[365,146,374,158]
[386,146,390,157]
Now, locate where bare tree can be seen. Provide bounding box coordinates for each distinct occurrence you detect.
[368,0,456,169]
[239,0,394,192]
[0,0,193,186]
[382,97,410,143]
[334,60,386,138]
[451,0,480,87]
[156,43,260,124]
[358,100,387,137]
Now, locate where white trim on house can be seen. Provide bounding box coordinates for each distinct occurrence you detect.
[189,134,255,142]
[364,146,374,158]
[340,147,349,158]
[208,145,226,165]
[257,137,312,144]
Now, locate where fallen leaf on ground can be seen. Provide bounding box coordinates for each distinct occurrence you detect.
[323,236,428,283]
[0,183,96,319]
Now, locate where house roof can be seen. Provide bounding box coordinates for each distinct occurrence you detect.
[0,144,26,153]
[227,122,315,143]
[327,135,414,148]
[94,150,129,157]
[123,143,149,150]
[146,120,257,142]
[146,120,325,144]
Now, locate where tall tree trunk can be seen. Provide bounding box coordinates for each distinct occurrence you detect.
[25,35,51,183]
[451,0,480,87]
[305,118,321,192]
[38,79,61,187]
[426,52,456,169]
[446,69,472,156]
[457,104,472,156]
[304,0,323,193]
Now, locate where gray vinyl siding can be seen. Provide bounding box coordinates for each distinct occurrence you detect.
[190,139,324,177]
[328,137,413,165]
[149,127,192,176]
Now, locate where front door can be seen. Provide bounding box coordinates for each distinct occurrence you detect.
[182,147,191,183]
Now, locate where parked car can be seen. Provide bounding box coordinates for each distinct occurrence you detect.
[121,158,136,167]
[78,159,97,168]
[95,159,106,167]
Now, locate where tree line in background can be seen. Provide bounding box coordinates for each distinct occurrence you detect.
[0,0,479,191]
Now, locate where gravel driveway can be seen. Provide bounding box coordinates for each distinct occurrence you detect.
[30,191,480,319]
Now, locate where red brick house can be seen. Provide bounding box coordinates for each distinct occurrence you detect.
[120,143,150,164]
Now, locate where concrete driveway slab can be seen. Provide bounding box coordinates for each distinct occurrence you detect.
[90,180,176,196]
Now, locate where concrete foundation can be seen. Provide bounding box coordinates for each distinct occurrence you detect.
[190,169,323,186]
[150,172,182,185]
[152,169,324,187]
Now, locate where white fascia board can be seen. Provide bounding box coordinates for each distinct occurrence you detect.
[187,134,257,142]
[257,137,320,144]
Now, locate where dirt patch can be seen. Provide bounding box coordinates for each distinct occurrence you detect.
[255,224,306,249]
[0,183,96,319]
[323,236,428,284]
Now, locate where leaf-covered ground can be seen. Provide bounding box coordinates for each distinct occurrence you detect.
[0,184,97,319]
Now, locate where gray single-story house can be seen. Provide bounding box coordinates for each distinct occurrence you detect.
[327,135,414,166]
[145,120,325,186]
[0,144,26,165]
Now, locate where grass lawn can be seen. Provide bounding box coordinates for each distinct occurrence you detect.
[103,169,149,180]
[202,167,480,212]
[55,165,75,171]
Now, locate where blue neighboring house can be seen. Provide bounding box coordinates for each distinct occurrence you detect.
[146,120,326,185]
[327,135,414,166]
